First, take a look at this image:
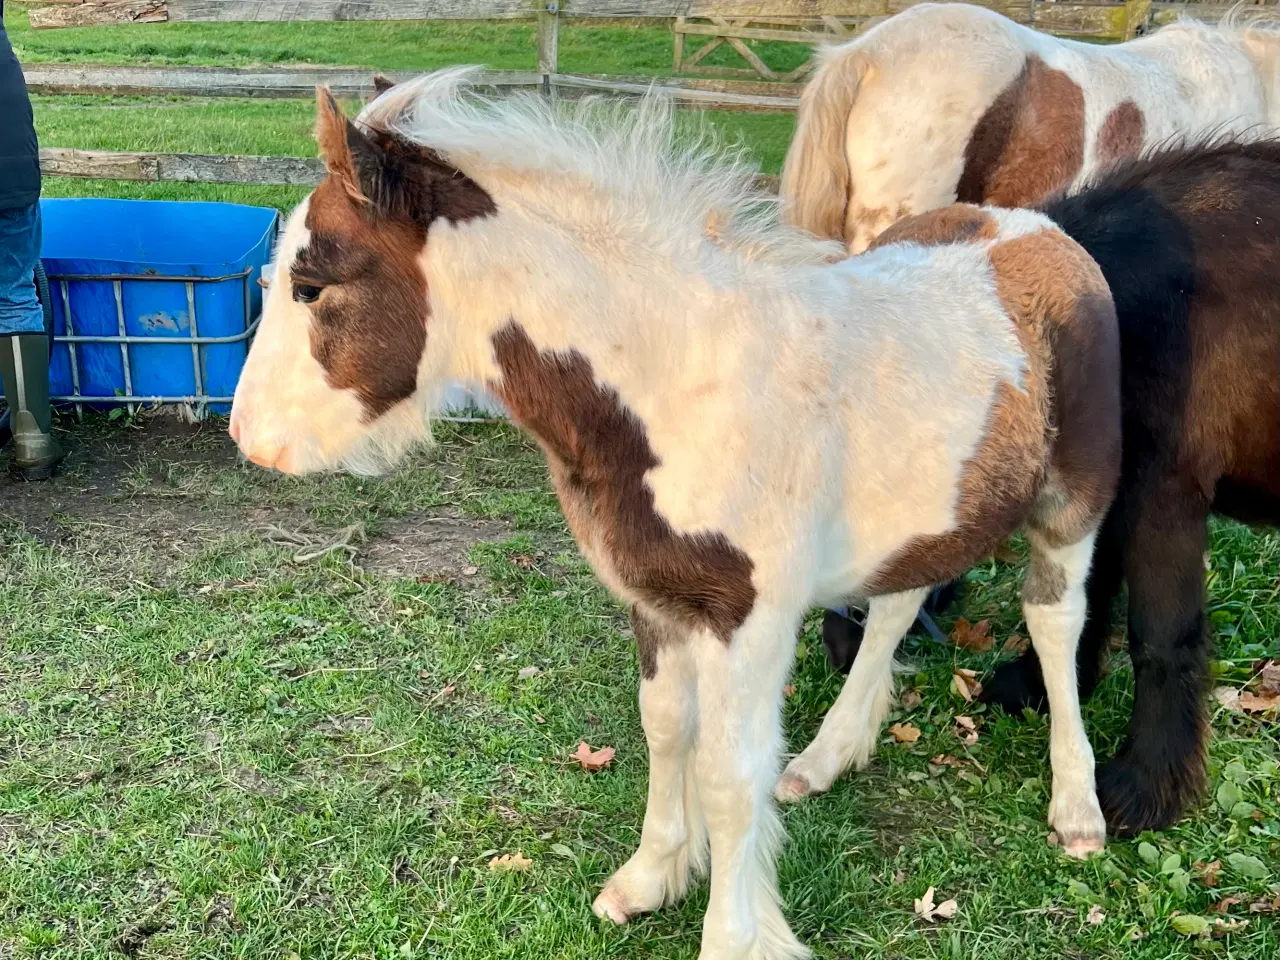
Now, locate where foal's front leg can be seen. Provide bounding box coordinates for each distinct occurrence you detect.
[777,588,928,801]
[595,610,706,923]
[1023,528,1107,857]
[692,607,809,960]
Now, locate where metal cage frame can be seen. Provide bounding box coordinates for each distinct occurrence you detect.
[48,265,260,419]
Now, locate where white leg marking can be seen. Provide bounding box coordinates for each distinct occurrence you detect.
[594,641,706,924]
[776,588,928,801]
[1024,529,1106,858]
[693,609,810,960]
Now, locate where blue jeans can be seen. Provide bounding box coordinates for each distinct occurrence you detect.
[0,202,44,336]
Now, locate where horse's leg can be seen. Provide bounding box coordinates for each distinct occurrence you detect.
[1096,475,1211,835]
[984,504,1124,714]
[692,606,808,960]
[776,588,928,801]
[594,610,705,923]
[1022,527,1107,858]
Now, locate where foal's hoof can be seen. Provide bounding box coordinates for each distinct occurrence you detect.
[774,771,816,803]
[1048,792,1106,859]
[1096,752,1203,837]
[980,655,1048,717]
[592,886,635,925]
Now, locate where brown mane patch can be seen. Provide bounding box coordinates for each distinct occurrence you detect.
[957,56,1086,208]
[1098,100,1145,166]
[487,322,756,641]
[867,204,998,250]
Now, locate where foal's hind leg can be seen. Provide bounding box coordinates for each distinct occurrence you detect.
[984,505,1124,715]
[776,588,928,801]
[1022,527,1106,857]
[594,610,706,924]
[1096,476,1211,835]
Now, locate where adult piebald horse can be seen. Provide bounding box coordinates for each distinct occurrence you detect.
[231,71,1121,958]
[781,2,1280,251]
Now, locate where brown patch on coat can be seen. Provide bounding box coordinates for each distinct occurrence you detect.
[294,88,495,419]
[866,228,1120,593]
[957,56,1086,208]
[867,204,998,251]
[1097,100,1145,166]
[989,230,1121,548]
[1022,549,1067,605]
[633,606,686,680]
[487,322,756,641]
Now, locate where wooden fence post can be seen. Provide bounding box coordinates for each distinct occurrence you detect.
[537,1,560,95]
[1123,0,1152,39]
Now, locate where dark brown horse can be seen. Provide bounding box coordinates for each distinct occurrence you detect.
[825,139,1280,835]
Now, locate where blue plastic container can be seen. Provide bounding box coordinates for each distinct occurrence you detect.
[40,198,278,415]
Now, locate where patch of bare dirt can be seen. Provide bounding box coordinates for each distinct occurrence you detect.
[360,510,512,579]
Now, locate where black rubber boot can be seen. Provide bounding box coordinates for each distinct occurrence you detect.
[0,332,64,480]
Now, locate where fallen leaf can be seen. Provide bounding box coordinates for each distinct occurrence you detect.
[571,742,616,772]
[1212,686,1243,712]
[1001,633,1029,655]
[1211,896,1242,914]
[893,869,907,884]
[952,670,983,702]
[950,618,993,653]
[1195,860,1222,888]
[1046,831,1061,848]
[1252,660,1280,697]
[900,688,923,710]
[930,754,966,769]
[914,887,958,922]
[1248,895,1280,914]
[439,684,456,699]
[888,722,922,743]
[1087,904,1106,925]
[532,714,546,724]
[1239,691,1278,714]
[518,666,540,680]
[954,715,979,746]
[782,684,796,697]
[461,565,479,576]
[488,851,532,873]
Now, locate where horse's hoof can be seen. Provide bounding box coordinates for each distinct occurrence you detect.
[592,885,634,925]
[980,655,1048,717]
[1096,751,1202,837]
[774,771,815,803]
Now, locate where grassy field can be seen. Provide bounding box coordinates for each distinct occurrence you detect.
[3,3,1279,958]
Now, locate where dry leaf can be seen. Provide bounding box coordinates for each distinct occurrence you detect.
[488,851,532,873]
[782,684,796,697]
[930,754,966,769]
[439,684,456,698]
[1239,691,1278,714]
[1212,918,1249,937]
[952,669,983,702]
[1046,831,1061,848]
[888,722,922,743]
[1211,896,1242,914]
[914,887,958,922]
[950,618,993,653]
[900,688,923,711]
[1213,686,1243,712]
[954,715,979,746]
[1001,633,1029,656]
[461,565,479,576]
[1195,860,1222,888]
[1248,895,1280,914]
[1087,905,1106,925]
[571,742,616,772]
[893,869,908,884]
[1253,660,1280,697]
[518,666,541,680]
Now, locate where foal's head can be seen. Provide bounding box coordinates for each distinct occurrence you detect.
[230,86,494,475]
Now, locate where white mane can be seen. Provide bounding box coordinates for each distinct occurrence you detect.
[358,66,843,267]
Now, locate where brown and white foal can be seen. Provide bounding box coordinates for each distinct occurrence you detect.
[230,71,1120,959]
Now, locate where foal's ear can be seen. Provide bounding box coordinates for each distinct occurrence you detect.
[372,74,397,96]
[315,85,365,193]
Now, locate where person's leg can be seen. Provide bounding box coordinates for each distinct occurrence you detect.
[0,202,62,479]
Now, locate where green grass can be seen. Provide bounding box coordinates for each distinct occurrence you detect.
[0,417,1276,960]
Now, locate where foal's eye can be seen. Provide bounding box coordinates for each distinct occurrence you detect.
[293,283,324,304]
